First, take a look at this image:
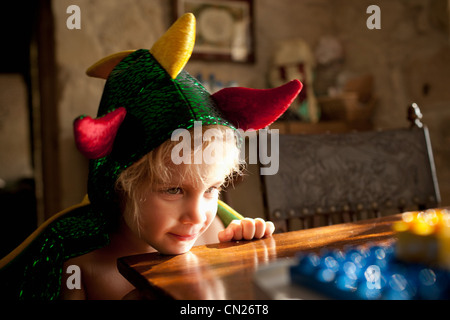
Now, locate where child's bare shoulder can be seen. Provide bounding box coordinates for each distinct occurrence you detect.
[60,253,91,299]
[61,247,135,299]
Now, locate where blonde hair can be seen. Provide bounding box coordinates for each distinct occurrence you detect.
[115,125,243,223]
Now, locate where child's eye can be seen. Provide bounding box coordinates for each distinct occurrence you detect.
[205,186,221,196]
[165,187,182,195]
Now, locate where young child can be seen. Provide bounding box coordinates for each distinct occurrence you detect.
[61,124,275,299]
[0,13,301,300]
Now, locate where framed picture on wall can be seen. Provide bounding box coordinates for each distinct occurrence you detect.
[175,0,254,63]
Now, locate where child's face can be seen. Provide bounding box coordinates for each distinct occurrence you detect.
[124,163,225,255]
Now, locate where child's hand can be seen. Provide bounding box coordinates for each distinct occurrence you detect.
[218,218,275,242]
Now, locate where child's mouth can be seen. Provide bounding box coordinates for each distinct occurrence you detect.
[168,233,198,241]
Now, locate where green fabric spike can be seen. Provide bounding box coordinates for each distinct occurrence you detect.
[217,200,244,227]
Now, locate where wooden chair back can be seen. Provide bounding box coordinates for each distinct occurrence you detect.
[262,104,440,232]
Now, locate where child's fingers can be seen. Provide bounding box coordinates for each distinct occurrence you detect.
[218,227,233,242]
[264,221,275,237]
[218,219,275,243]
[218,220,243,242]
[242,218,256,240]
[254,218,266,239]
[230,220,243,240]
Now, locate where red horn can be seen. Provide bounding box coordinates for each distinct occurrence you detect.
[212,79,302,131]
[74,107,127,159]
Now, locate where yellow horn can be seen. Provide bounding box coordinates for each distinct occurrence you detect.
[150,13,196,79]
[85,13,195,80]
[86,50,135,79]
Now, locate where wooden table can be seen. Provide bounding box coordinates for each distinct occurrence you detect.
[117,214,401,300]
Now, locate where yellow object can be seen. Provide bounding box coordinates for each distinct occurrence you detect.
[86,50,135,79]
[150,13,196,79]
[394,209,450,269]
[438,222,450,269]
[217,199,244,227]
[85,13,196,80]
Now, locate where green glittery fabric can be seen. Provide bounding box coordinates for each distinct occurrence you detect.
[0,49,240,300]
[0,203,109,300]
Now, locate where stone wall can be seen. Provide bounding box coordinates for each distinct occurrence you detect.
[51,0,450,210]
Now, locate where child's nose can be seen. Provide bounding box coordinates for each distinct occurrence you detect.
[180,196,207,225]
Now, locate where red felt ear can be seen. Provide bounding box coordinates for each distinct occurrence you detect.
[74,107,127,159]
[212,79,302,131]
